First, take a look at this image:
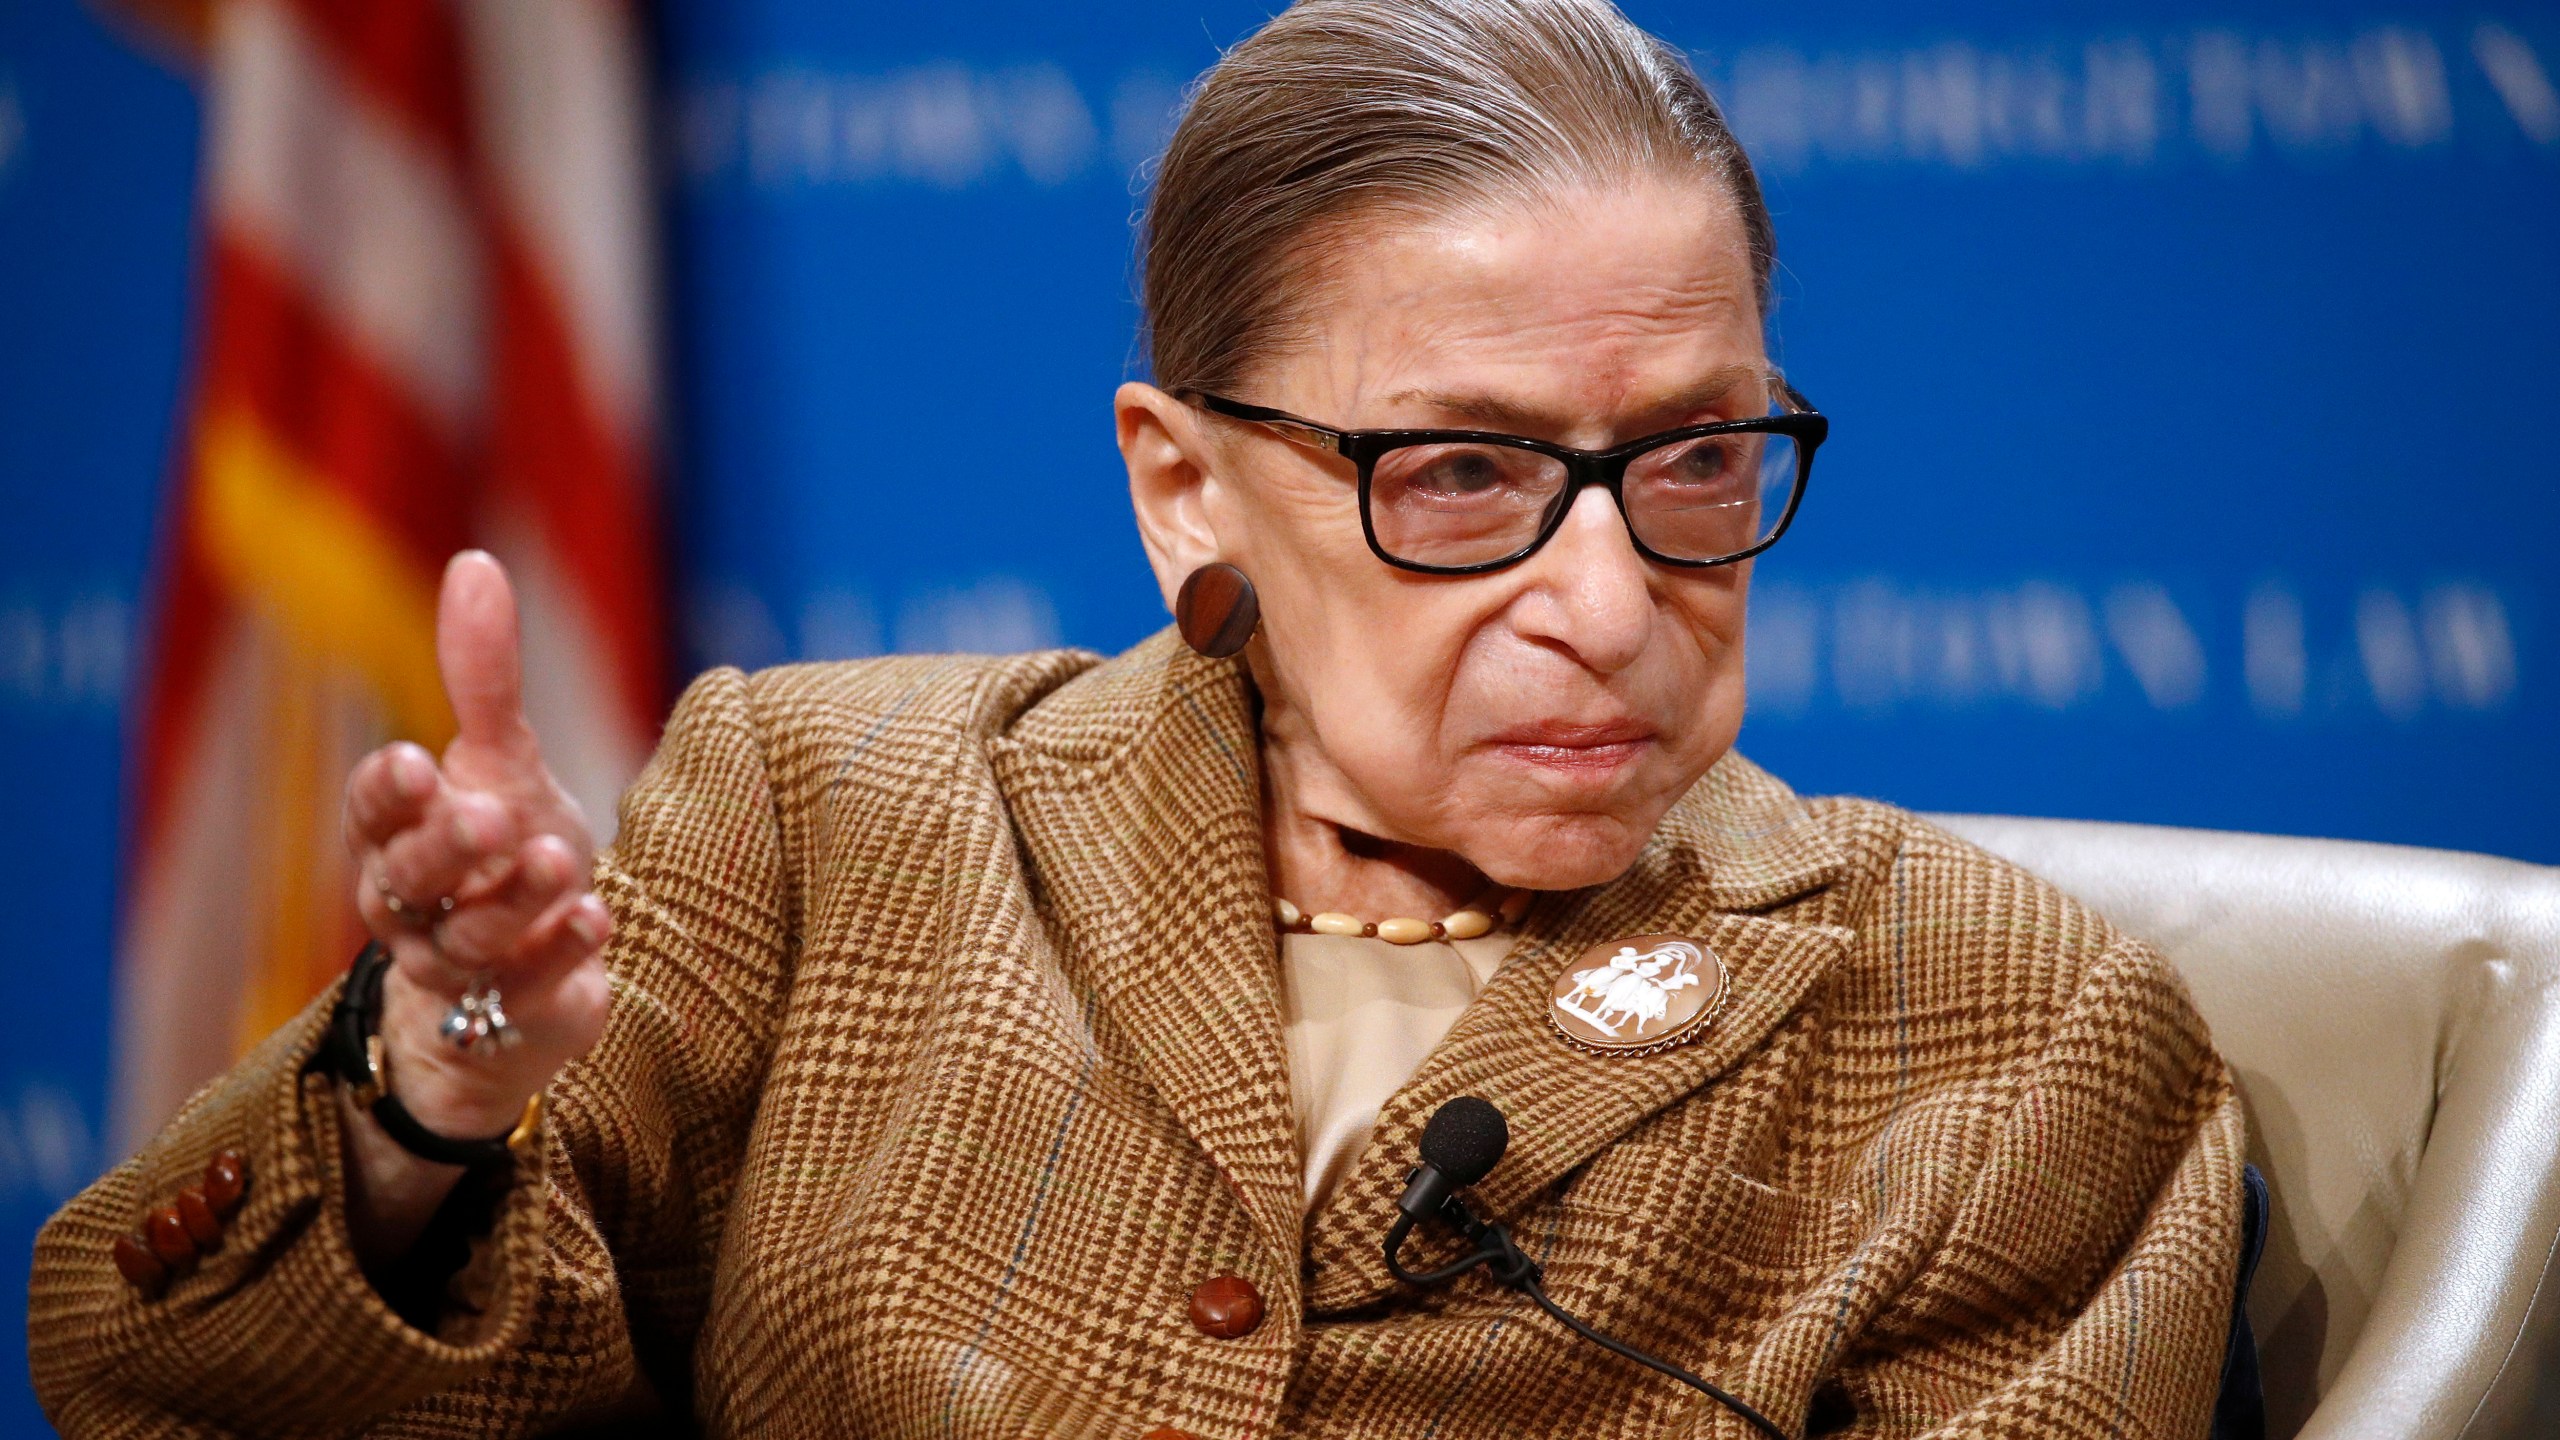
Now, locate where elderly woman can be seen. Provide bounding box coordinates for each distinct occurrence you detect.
[32,2,2244,1436]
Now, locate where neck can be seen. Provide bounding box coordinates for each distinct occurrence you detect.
[1257,696,1488,922]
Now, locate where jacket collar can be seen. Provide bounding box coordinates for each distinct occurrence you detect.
[990,633,1303,1262]
[990,629,1855,1289]
[1299,821,1856,1311]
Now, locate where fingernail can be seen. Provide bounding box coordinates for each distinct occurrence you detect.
[452,807,490,850]
[391,747,432,795]
[568,904,608,946]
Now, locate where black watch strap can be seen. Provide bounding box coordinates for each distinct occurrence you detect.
[312,941,537,1169]
[368,1087,526,1169]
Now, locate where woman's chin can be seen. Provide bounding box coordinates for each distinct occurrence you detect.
[1460,811,1655,892]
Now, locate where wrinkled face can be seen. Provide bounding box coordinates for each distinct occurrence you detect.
[1126,177,1770,890]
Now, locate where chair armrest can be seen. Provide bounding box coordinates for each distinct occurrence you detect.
[1926,813,2560,1438]
[2297,958,2560,1440]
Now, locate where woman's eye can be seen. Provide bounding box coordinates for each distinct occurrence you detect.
[1383,445,1537,501]
[1630,436,1760,497]
[1416,451,1507,496]
[1667,440,1735,483]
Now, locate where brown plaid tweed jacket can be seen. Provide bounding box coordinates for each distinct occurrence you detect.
[32,631,2245,1438]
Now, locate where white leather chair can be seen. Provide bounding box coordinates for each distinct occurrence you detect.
[1930,815,2560,1440]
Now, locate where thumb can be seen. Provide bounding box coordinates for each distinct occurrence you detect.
[435,550,534,753]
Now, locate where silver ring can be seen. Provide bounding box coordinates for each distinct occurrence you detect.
[377,872,456,927]
[439,977,519,1053]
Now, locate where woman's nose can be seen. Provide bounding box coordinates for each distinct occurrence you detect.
[1509,485,1653,675]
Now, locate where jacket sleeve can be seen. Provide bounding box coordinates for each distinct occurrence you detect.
[1828,935,2248,1440]
[30,666,796,1437]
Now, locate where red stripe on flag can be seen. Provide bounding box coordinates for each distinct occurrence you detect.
[489,225,667,728]
[273,0,472,167]
[200,236,476,573]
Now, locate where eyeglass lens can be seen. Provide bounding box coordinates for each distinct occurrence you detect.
[1366,418,1802,570]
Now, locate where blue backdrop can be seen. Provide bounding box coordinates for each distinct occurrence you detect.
[656,0,2558,860]
[5,1,2556,1431]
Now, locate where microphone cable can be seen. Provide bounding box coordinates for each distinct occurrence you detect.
[1386,1098,1790,1440]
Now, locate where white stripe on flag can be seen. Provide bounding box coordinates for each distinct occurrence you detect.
[208,0,486,434]
[458,0,657,445]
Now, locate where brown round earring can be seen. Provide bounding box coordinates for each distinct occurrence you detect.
[1176,563,1260,658]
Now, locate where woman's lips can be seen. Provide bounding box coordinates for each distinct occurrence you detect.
[1484,720,1659,775]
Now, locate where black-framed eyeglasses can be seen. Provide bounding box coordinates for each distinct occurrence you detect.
[1173,381,1826,575]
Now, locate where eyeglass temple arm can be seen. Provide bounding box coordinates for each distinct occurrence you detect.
[1169,388,1351,457]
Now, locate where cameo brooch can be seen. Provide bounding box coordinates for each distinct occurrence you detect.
[1548,934,1729,1057]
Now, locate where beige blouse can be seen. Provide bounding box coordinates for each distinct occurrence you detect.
[1278,928,1515,1212]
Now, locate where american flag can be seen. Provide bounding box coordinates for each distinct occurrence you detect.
[112,0,664,1147]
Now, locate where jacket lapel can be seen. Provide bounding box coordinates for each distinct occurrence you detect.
[990,633,1304,1265]
[989,632,1859,1295]
[1302,755,1857,1312]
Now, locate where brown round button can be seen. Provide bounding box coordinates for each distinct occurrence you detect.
[144,1205,197,1268]
[202,1149,247,1218]
[175,1188,224,1250]
[1187,1275,1264,1339]
[111,1234,169,1295]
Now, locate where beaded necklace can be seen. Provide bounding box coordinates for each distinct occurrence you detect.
[1271,888,1530,946]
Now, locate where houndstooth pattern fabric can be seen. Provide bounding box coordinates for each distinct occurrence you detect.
[31,630,2244,1438]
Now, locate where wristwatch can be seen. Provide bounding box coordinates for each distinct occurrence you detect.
[311,941,543,1168]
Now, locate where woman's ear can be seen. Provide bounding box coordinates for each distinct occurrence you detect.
[1117,382,1225,614]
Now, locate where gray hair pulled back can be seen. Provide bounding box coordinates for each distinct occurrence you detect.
[1141,0,1775,397]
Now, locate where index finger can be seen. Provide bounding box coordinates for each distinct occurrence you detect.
[344,742,439,851]
[435,550,535,754]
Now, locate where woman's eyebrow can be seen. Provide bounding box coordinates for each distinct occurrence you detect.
[1633,366,1765,423]
[1377,365,1764,432]
[1376,387,1555,430]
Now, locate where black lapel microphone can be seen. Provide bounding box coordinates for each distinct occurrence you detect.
[1386,1097,1790,1440]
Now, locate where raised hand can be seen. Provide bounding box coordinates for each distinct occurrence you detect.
[340,552,613,1182]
